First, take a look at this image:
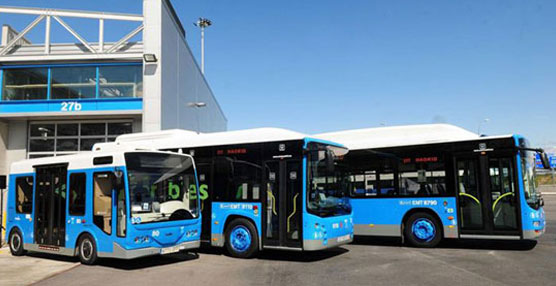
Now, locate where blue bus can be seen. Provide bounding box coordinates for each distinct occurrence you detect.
[94,128,354,258]
[5,150,201,264]
[316,124,549,247]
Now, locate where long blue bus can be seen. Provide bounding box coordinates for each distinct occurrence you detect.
[94,128,354,258]
[316,124,549,247]
[5,150,201,264]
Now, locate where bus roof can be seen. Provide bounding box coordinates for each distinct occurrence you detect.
[10,150,187,175]
[314,124,494,150]
[94,128,346,151]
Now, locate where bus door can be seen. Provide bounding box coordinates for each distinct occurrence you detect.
[455,150,520,237]
[262,160,302,248]
[34,165,68,247]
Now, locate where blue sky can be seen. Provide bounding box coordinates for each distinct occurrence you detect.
[1,0,555,148]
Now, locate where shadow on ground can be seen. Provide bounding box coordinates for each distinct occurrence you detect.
[95,251,200,270]
[351,235,537,251]
[197,244,349,262]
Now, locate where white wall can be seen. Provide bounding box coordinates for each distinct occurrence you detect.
[143,0,227,133]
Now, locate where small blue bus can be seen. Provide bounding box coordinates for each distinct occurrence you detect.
[94,128,354,258]
[5,150,201,264]
[316,124,548,247]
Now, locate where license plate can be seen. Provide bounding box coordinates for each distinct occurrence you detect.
[337,234,351,242]
[161,245,180,255]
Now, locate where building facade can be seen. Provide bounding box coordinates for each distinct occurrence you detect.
[0,0,227,178]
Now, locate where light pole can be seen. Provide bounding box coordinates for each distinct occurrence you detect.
[194,18,212,74]
[188,102,207,134]
[477,118,490,136]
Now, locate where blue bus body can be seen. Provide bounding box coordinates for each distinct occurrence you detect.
[195,138,353,254]
[339,135,545,245]
[5,151,201,262]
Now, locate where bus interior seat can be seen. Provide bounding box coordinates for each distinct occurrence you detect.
[94,176,113,234]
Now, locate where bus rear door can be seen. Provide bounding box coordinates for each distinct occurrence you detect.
[455,148,520,238]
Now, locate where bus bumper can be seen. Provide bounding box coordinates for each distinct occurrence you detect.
[523,228,545,239]
[98,240,201,259]
[303,234,353,251]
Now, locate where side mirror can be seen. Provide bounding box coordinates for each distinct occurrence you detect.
[113,170,125,190]
[0,175,6,189]
[326,153,335,173]
[540,153,551,169]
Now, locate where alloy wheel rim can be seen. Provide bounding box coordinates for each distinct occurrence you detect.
[81,239,93,260]
[412,218,436,242]
[230,226,251,252]
[11,233,21,251]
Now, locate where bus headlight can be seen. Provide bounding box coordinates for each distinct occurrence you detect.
[533,221,541,228]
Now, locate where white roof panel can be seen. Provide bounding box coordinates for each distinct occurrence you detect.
[101,128,312,150]
[314,124,482,150]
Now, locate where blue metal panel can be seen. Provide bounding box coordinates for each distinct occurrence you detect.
[46,68,51,100]
[302,213,353,246]
[95,67,100,99]
[350,197,457,235]
[210,202,262,239]
[0,98,142,113]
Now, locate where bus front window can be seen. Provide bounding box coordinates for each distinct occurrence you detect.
[307,145,351,217]
[521,150,540,210]
[125,152,199,224]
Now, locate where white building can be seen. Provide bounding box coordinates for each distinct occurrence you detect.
[0,0,227,176]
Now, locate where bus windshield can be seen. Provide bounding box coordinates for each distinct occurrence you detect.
[521,149,541,209]
[125,152,199,224]
[307,143,351,217]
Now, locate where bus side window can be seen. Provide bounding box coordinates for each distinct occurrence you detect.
[69,173,86,216]
[396,155,446,197]
[93,173,113,235]
[15,176,34,214]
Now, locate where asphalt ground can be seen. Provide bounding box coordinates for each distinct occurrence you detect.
[7,195,556,286]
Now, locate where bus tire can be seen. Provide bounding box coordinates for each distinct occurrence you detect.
[404,212,442,248]
[78,234,98,265]
[225,218,259,258]
[9,228,26,256]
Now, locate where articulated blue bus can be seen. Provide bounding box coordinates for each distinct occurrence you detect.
[316,124,549,247]
[94,128,354,258]
[5,150,201,264]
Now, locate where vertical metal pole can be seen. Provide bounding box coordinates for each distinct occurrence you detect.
[45,16,51,54]
[201,26,205,74]
[99,19,104,53]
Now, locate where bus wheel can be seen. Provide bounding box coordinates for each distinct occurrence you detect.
[225,218,259,258]
[404,213,442,248]
[78,234,98,265]
[9,228,26,256]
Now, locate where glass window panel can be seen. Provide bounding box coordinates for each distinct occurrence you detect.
[108,122,132,135]
[81,123,106,136]
[29,154,53,159]
[50,67,96,99]
[30,124,55,137]
[30,139,54,152]
[2,68,48,100]
[69,173,87,216]
[57,123,79,136]
[80,138,105,151]
[56,139,78,151]
[98,65,143,98]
